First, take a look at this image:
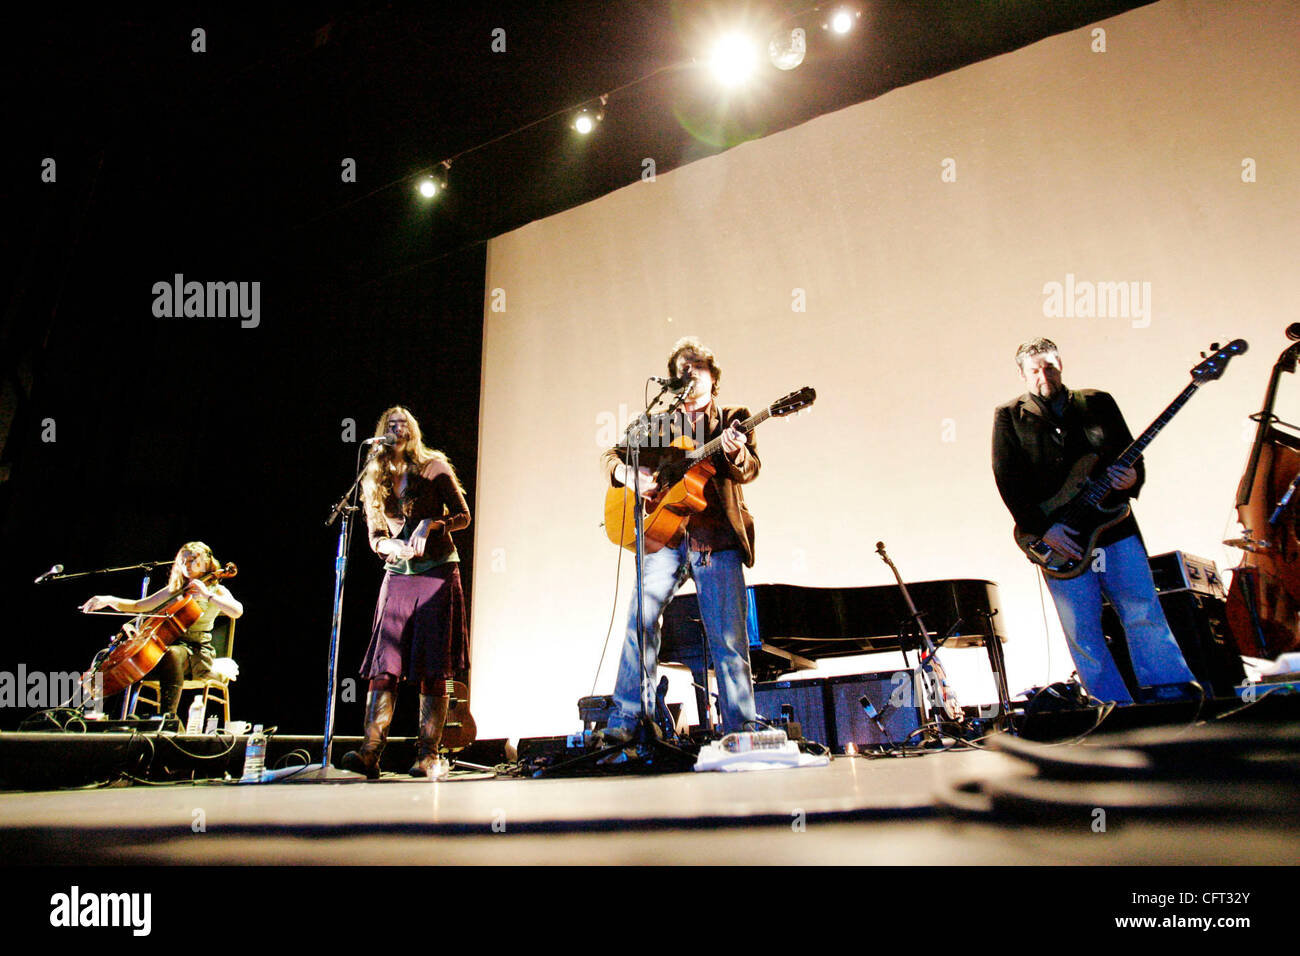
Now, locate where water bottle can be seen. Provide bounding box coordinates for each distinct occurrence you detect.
[241,724,267,782]
[718,729,787,753]
[185,696,205,735]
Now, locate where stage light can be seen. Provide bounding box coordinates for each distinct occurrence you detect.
[709,32,760,87]
[768,27,806,71]
[416,161,450,199]
[571,96,607,135]
[829,9,857,35]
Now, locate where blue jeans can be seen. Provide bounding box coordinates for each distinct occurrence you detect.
[1045,534,1196,703]
[609,542,757,733]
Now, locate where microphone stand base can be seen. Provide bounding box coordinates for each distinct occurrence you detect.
[280,763,368,784]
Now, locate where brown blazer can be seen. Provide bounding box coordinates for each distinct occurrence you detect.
[601,402,760,567]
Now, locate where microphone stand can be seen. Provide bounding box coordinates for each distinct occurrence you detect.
[539,382,697,776]
[284,445,379,783]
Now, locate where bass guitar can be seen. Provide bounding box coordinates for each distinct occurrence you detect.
[1015,339,1246,578]
[603,387,816,553]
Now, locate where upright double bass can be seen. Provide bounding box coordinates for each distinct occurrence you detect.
[1226,327,1300,658]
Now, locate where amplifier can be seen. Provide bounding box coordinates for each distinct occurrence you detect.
[578,695,615,729]
[754,678,830,748]
[517,735,576,762]
[1149,551,1227,599]
[828,670,924,752]
[1103,590,1246,697]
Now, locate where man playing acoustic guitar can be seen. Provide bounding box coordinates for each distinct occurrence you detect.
[992,337,1200,704]
[598,337,761,743]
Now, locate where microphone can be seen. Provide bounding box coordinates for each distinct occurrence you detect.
[1287,323,1300,342]
[651,372,695,390]
[34,564,63,584]
[362,435,396,446]
[858,694,892,742]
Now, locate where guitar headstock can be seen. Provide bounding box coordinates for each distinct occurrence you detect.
[770,386,817,417]
[1192,339,1247,382]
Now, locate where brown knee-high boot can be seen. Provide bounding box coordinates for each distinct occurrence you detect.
[340,686,395,780]
[409,693,449,777]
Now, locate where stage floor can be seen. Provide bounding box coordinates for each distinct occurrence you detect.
[3,738,1297,866]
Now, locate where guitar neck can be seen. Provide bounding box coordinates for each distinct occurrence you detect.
[1081,380,1200,503]
[686,407,771,462]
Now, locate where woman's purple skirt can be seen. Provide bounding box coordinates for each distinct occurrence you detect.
[360,564,468,682]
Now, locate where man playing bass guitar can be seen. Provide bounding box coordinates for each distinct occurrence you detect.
[992,337,1200,704]
[597,337,760,743]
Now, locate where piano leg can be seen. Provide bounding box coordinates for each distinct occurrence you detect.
[981,610,1015,732]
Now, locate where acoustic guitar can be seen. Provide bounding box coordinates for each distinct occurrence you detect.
[441,678,477,752]
[1015,340,1245,578]
[604,387,816,553]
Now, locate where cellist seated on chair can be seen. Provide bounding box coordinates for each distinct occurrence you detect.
[81,541,243,722]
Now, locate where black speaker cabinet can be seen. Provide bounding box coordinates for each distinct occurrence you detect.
[1103,590,1246,697]
[828,670,923,752]
[754,678,830,748]
[1156,590,1246,696]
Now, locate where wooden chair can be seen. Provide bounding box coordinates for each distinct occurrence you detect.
[134,617,237,727]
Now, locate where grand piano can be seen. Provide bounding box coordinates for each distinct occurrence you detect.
[660,579,1009,726]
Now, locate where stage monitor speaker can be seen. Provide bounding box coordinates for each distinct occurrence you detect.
[829,670,923,752]
[754,678,829,749]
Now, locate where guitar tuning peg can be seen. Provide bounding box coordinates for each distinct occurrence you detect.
[1210,342,1221,351]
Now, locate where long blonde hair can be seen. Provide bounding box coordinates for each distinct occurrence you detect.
[167,541,220,592]
[360,406,463,518]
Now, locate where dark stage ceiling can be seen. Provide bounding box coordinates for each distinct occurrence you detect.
[4,0,1155,300]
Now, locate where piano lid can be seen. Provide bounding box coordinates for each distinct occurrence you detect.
[748,579,1006,656]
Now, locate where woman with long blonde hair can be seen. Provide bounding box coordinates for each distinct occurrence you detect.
[341,405,470,779]
[80,541,243,724]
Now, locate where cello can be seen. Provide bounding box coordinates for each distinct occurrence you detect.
[1226,326,1300,658]
[83,563,238,698]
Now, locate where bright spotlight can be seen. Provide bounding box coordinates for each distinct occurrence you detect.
[571,96,606,136]
[709,32,759,87]
[417,162,449,199]
[830,9,855,34]
[769,27,806,71]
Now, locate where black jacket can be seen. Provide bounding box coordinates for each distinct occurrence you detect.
[991,388,1143,543]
